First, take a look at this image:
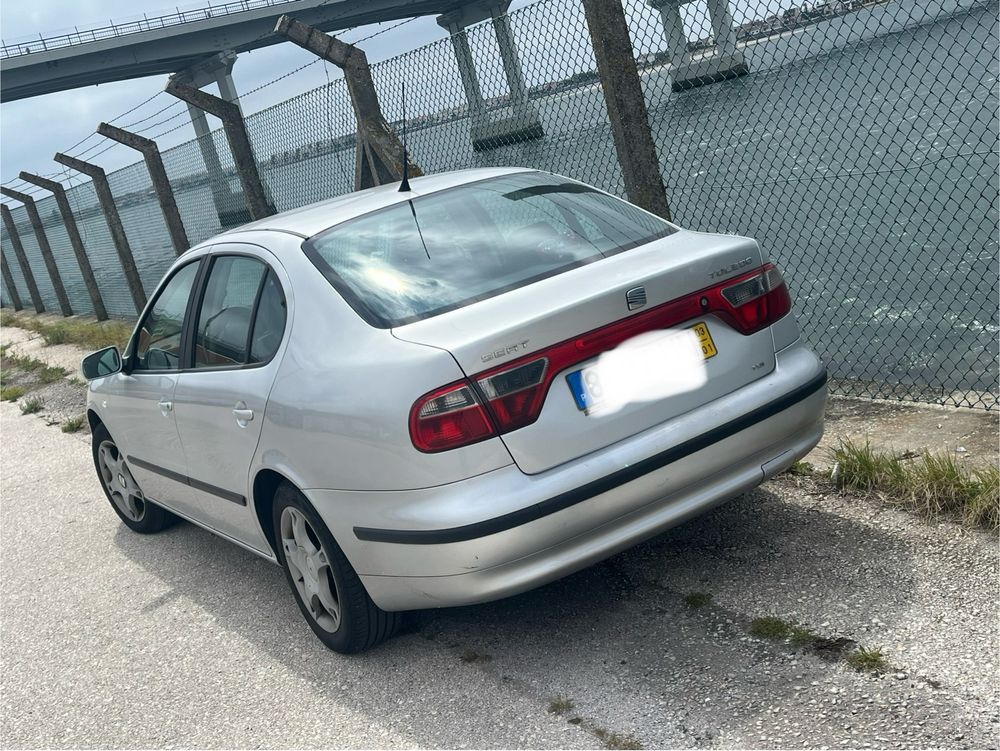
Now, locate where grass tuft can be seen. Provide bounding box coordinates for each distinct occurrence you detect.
[832,439,999,530]
[61,415,86,433]
[683,591,713,609]
[749,616,792,639]
[547,696,575,715]
[2,314,133,352]
[787,460,814,476]
[845,646,889,673]
[19,396,44,414]
[0,386,25,401]
[593,728,643,750]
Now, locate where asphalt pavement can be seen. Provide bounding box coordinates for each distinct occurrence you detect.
[1,400,997,749]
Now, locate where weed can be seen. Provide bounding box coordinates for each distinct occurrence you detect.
[61,415,85,433]
[0,386,25,401]
[831,439,999,531]
[788,625,817,646]
[459,648,492,664]
[750,616,792,639]
[787,460,814,476]
[593,727,643,750]
[2,314,133,351]
[19,396,44,414]
[548,696,574,715]
[683,591,712,609]
[845,646,889,673]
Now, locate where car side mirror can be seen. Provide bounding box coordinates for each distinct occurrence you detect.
[81,346,122,381]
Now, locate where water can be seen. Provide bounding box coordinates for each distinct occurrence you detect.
[3,2,996,404]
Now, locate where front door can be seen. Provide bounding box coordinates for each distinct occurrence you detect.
[172,248,288,553]
[114,259,203,520]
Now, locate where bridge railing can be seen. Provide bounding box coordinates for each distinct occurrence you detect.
[1,0,296,59]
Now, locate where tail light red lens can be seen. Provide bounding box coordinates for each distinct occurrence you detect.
[409,263,792,452]
[719,265,791,335]
[409,383,494,452]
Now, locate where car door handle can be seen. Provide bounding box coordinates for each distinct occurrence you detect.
[233,407,254,424]
[158,399,173,416]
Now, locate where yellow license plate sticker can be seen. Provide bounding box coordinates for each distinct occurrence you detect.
[691,321,718,359]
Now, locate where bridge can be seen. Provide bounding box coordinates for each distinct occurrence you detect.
[0,0,481,102]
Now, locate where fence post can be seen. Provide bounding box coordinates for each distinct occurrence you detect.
[19,171,109,320]
[580,0,673,221]
[273,16,422,190]
[0,187,73,316]
[0,205,45,313]
[54,152,147,314]
[164,79,275,220]
[96,123,190,255]
[1,250,24,311]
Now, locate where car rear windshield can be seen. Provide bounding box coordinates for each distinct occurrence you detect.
[303,171,677,328]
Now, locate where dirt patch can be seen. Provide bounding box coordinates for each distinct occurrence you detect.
[808,395,997,469]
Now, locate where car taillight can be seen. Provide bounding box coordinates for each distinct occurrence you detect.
[409,263,792,451]
[718,265,791,334]
[475,357,549,432]
[409,382,495,452]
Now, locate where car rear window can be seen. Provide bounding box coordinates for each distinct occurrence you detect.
[303,171,677,327]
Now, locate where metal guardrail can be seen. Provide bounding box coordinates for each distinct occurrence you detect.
[0,0,298,59]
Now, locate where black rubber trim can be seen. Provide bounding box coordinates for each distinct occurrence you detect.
[128,456,247,506]
[354,369,827,545]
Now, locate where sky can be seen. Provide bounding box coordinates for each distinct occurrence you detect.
[0,0,470,189]
[0,0,764,195]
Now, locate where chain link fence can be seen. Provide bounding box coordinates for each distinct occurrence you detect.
[1,0,996,409]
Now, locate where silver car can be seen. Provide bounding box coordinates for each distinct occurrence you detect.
[82,168,826,653]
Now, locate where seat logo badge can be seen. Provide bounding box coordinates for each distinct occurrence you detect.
[625,286,647,311]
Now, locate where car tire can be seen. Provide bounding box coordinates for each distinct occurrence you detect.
[92,422,176,534]
[273,482,399,653]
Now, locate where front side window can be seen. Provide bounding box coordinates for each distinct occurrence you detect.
[193,256,267,368]
[304,171,676,327]
[132,261,200,371]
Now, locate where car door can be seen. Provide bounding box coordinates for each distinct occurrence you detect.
[114,258,205,521]
[171,246,289,553]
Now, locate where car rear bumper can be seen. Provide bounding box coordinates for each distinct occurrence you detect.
[308,341,826,611]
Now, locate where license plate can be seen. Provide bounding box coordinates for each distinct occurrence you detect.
[565,322,717,414]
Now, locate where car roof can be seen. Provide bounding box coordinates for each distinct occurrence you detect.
[217,166,538,242]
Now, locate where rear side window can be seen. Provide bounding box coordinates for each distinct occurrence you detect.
[193,256,286,369]
[303,172,675,327]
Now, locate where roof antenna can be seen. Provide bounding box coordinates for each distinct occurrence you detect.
[398,80,411,193]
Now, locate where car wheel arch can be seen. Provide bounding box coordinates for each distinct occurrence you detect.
[87,409,104,433]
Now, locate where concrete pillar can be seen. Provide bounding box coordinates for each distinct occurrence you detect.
[0,205,44,313]
[647,0,747,90]
[273,15,422,190]
[97,122,190,255]
[18,171,109,320]
[581,0,672,221]
[655,1,691,69]
[0,187,73,316]
[164,79,275,221]
[187,104,235,223]
[437,2,544,152]
[1,250,24,311]
[707,0,738,55]
[54,152,147,314]
[172,51,245,228]
[490,6,528,104]
[440,20,486,115]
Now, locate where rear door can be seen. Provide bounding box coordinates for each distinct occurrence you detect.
[172,246,288,553]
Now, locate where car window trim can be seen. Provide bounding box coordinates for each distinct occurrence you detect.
[184,250,286,374]
[124,257,206,375]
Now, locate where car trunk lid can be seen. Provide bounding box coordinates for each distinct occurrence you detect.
[394,231,781,474]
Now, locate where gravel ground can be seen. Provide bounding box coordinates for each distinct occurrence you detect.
[1,394,997,749]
